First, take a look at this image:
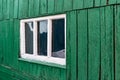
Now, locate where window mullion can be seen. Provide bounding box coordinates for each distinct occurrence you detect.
[47,19,52,58]
[20,22,25,54]
[33,20,38,56]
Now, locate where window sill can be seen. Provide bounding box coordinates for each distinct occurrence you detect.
[18,58,66,69]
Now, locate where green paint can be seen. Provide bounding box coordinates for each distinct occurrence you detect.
[88,8,100,80]
[73,0,83,9]
[48,0,54,14]
[78,10,88,80]
[115,5,120,80]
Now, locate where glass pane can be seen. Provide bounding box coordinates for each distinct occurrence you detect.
[38,20,48,56]
[52,19,65,58]
[25,22,33,54]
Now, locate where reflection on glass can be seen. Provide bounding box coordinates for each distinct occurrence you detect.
[25,22,33,54]
[52,19,65,58]
[38,20,48,56]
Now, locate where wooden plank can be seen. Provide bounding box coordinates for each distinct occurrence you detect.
[117,0,120,3]
[0,21,3,64]
[73,0,83,9]
[13,19,20,69]
[63,0,72,11]
[48,0,54,14]
[28,0,34,17]
[34,0,40,16]
[100,0,106,6]
[19,0,29,18]
[109,0,116,4]
[115,5,120,80]
[66,12,71,80]
[100,6,114,80]
[88,8,100,80]
[66,11,77,80]
[84,0,93,8]
[14,0,19,18]
[0,0,2,20]
[95,0,100,6]
[2,0,9,19]
[77,10,87,80]
[55,0,63,12]
[40,0,47,14]
[9,0,14,18]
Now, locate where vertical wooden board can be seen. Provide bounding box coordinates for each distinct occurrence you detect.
[109,0,116,4]
[2,0,9,19]
[77,10,87,80]
[100,0,106,6]
[117,0,120,3]
[84,0,93,8]
[48,0,54,14]
[95,0,100,6]
[73,0,83,9]
[0,0,2,20]
[60,69,66,80]
[9,0,14,18]
[34,0,40,16]
[40,0,47,15]
[115,5,120,80]
[55,0,63,13]
[66,12,71,80]
[13,19,20,69]
[28,0,34,17]
[14,0,19,18]
[100,6,114,80]
[19,0,29,18]
[105,6,114,80]
[67,11,77,80]
[63,0,72,11]
[88,8,100,80]
[0,21,3,63]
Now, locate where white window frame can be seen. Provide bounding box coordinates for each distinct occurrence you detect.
[20,14,66,65]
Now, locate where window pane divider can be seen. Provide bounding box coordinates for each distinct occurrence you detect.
[33,21,38,56]
[47,19,52,58]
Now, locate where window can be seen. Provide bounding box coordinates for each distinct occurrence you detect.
[20,14,66,65]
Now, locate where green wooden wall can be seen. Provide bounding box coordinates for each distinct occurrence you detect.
[0,0,120,80]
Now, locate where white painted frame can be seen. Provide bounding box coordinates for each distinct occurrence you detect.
[20,14,66,65]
